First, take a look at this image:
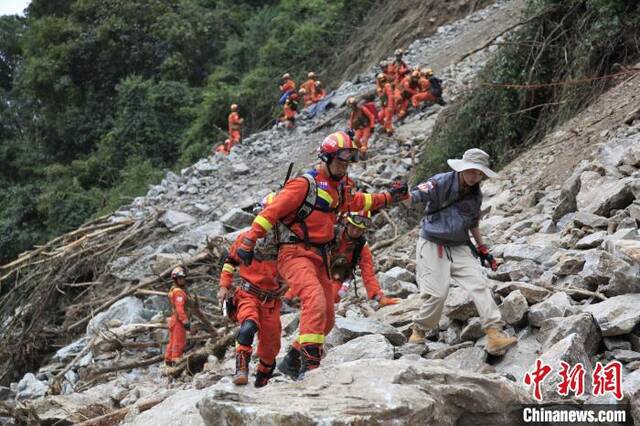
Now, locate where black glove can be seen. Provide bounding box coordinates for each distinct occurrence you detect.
[183,321,191,331]
[389,181,409,203]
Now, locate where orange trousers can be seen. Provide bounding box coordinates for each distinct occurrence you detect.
[165,315,186,362]
[377,107,394,132]
[234,290,282,364]
[229,130,241,144]
[412,92,437,108]
[282,106,296,128]
[354,127,372,154]
[278,245,335,346]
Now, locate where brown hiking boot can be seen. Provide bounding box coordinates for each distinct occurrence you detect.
[232,350,251,385]
[484,327,517,355]
[408,325,426,344]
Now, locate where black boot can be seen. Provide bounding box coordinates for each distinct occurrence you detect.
[297,344,323,381]
[232,350,251,385]
[254,360,275,388]
[277,346,301,380]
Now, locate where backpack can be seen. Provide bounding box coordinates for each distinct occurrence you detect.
[429,77,443,98]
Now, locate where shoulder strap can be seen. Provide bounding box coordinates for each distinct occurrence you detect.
[295,173,317,221]
[350,237,367,269]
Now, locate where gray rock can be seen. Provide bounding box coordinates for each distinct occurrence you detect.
[603,336,632,351]
[499,290,528,325]
[580,249,627,286]
[122,389,202,426]
[577,174,636,217]
[160,210,196,232]
[572,211,610,229]
[334,316,406,346]
[16,373,47,401]
[443,346,489,372]
[528,292,577,327]
[622,370,640,424]
[53,337,90,363]
[537,313,600,355]
[444,286,478,321]
[608,349,640,363]
[86,297,145,336]
[232,162,250,175]
[606,263,640,297]
[552,164,586,221]
[195,160,219,176]
[382,280,419,298]
[583,294,640,336]
[323,334,394,366]
[576,231,608,249]
[384,266,416,283]
[538,333,593,399]
[280,313,300,336]
[502,244,556,264]
[460,317,484,341]
[551,253,586,276]
[372,295,422,327]
[219,208,255,231]
[495,282,551,304]
[198,358,529,425]
[491,260,544,282]
[495,327,541,384]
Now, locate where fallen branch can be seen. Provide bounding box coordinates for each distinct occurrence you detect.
[88,354,165,378]
[166,329,237,378]
[75,393,170,426]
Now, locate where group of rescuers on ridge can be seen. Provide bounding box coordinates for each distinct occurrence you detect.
[166,49,517,388]
[216,49,445,156]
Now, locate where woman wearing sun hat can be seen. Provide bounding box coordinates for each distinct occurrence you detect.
[404,148,517,356]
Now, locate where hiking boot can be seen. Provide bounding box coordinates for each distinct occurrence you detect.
[277,346,301,380]
[254,360,276,388]
[484,327,517,356]
[232,350,251,385]
[297,344,323,381]
[408,325,426,344]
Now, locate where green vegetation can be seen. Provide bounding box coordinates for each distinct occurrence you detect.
[415,0,640,182]
[0,0,374,263]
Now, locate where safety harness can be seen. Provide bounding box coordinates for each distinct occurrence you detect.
[238,280,287,303]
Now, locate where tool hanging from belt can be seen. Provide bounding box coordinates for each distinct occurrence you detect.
[238,280,287,303]
[437,244,453,262]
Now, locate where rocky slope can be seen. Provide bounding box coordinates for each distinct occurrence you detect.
[3,0,640,424]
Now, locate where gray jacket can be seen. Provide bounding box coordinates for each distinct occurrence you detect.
[411,171,482,245]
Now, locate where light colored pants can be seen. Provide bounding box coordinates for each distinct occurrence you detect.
[413,238,503,331]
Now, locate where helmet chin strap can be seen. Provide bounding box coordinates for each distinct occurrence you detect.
[324,157,345,182]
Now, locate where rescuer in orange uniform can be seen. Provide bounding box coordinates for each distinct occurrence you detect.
[376,73,395,136]
[330,210,399,306]
[387,49,411,86]
[395,70,421,120]
[347,97,376,158]
[165,266,191,365]
[280,89,302,129]
[301,72,317,107]
[312,81,326,104]
[228,104,244,147]
[234,131,409,380]
[218,227,283,388]
[411,68,439,109]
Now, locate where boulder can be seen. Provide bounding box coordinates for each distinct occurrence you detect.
[502,244,556,264]
[382,280,419,298]
[494,327,541,384]
[198,358,529,425]
[622,370,640,424]
[372,294,422,327]
[160,210,196,232]
[583,294,640,336]
[86,297,145,336]
[334,316,406,346]
[538,333,593,399]
[606,262,640,297]
[491,260,544,283]
[460,317,484,341]
[31,393,113,424]
[552,164,586,221]
[551,253,586,276]
[383,266,416,283]
[323,334,394,366]
[576,173,635,217]
[604,239,640,265]
[231,162,250,175]
[575,231,608,249]
[443,346,489,372]
[280,313,300,336]
[608,349,640,363]
[537,313,601,355]
[572,211,610,229]
[444,286,478,321]
[495,282,551,304]
[580,249,628,286]
[16,373,47,401]
[499,290,528,325]
[219,208,255,231]
[528,292,577,327]
[122,389,203,426]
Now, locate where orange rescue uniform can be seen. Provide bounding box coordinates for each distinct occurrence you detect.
[411,77,437,108]
[220,235,281,366]
[377,81,395,133]
[331,229,384,303]
[301,79,316,107]
[388,60,410,86]
[247,167,392,347]
[349,105,376,154]
[228,112,242,145]
[312,88,326,103]
[280,79,296,95]
[165,286,189,362]
[394,76,420,119]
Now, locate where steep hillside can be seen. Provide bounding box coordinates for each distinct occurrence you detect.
[2,0,640,424]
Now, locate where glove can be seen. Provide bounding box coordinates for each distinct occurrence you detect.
[235,236,256,266]
[477,244,498,271]
[377,295,399,306]
[389,180,410,203]
[183,321,191,331]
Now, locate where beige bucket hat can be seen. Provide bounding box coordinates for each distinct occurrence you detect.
[447,148,497,178]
